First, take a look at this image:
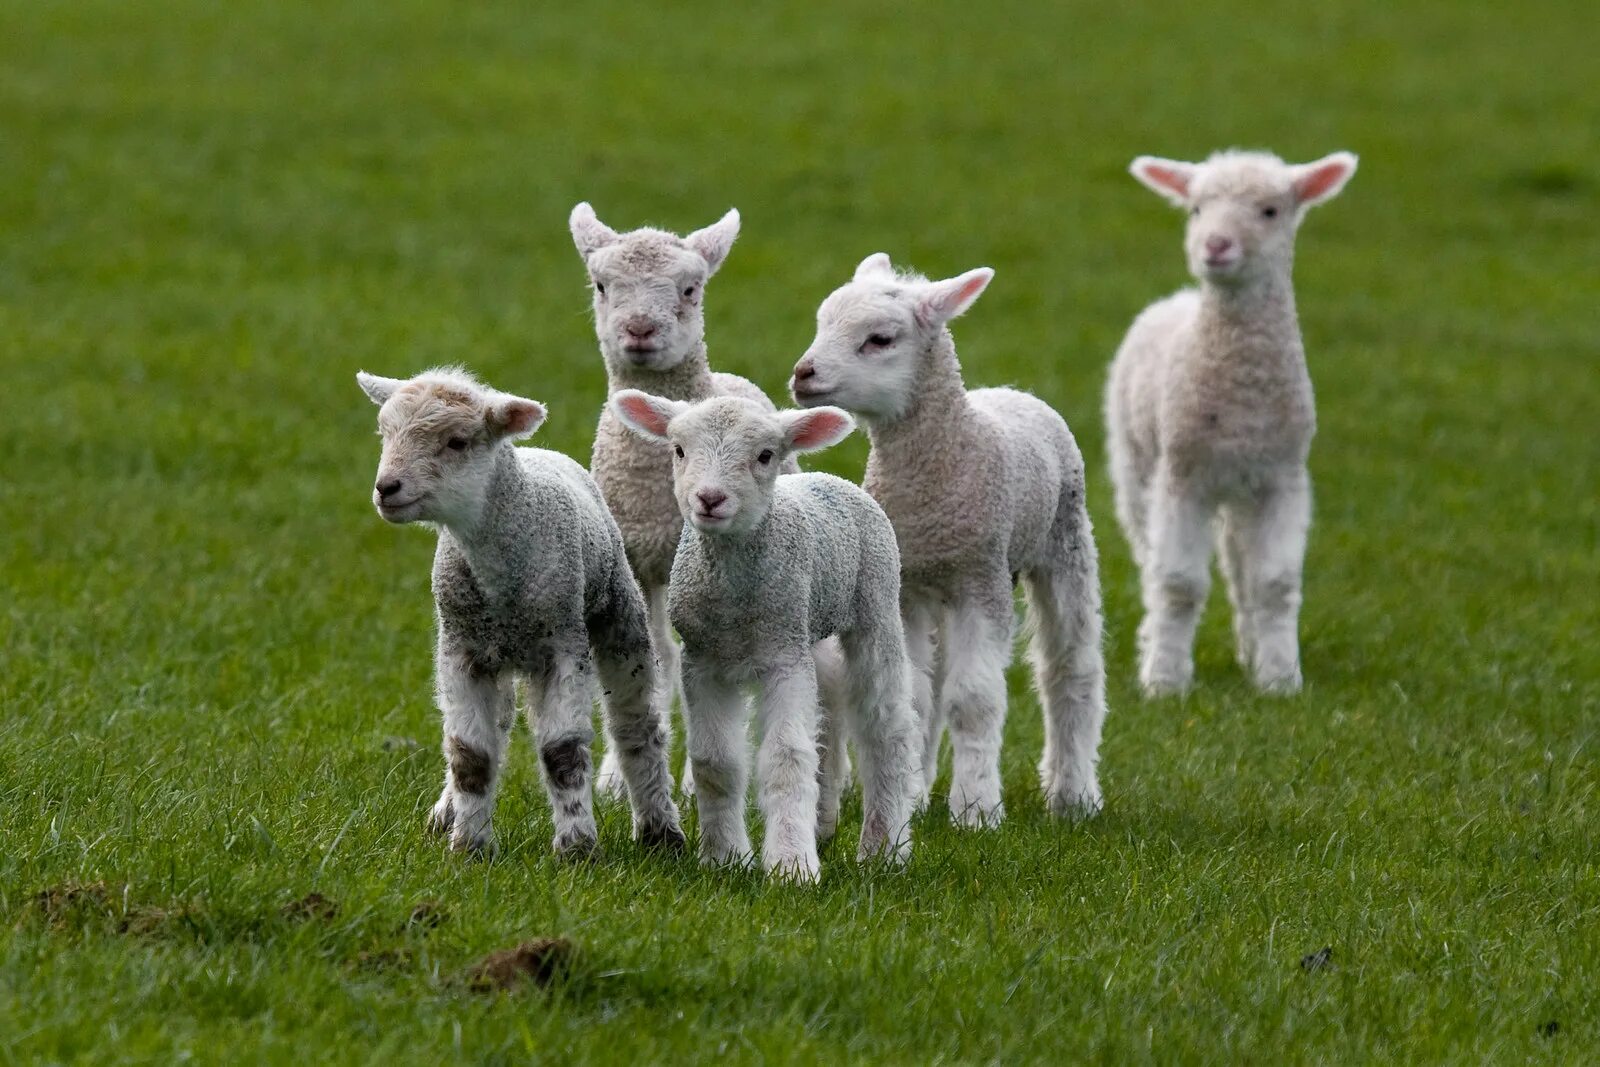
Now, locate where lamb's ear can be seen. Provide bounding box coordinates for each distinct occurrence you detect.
[685,208,740,275]
[1130,156,1197,206]
[1290,151,1358,208]
[357,371,404,406]
[915,267,994,327]
[778,406,854,454]
[486,394,547,440]
[569,202,620,260]
[854,252,894,282]
[612,390,686,441]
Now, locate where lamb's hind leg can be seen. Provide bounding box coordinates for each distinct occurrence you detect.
[531,655,599,857]
[595,582,682,799]
[902,596,940,808]
[813,637,850,846]
[1024,496,1107,816]
[592,593,685,849]
[942,580,1015,828]
[842,626,920,865]
[1217,506,1255,672]
[431,645,514,853]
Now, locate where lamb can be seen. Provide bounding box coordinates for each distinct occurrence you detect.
[355,367,684,856]
[610,391,922,883]
[1107,149,1358,696]
[569,202,799,799]
[790,255,1108,825]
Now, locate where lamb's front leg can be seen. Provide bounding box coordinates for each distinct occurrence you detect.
[431,645,513,853]
[1236,473,1311,694]
[902,596,940,807]
[593,612,685,850]
[941,586,1014,828]
[756,659,823,883]
[1139,477,1212,696]
[682,660,752,868]
[842,629,919,865]
[532,655,599,857]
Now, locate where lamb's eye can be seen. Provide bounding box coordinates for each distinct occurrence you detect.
[683,285,696,298]
[861,333,894,353]
[1261,205,1278,218]
[757,449,774,465]
[673,444,684,459]
[1190,205,1201,217]
[594,280,605,295]
[446,437,468,452]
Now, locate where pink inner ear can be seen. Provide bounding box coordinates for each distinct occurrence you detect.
[1295,161,1351,203]
[499,401,544,436]
[618,394,671,437]
[790,410,850,450]
[1140,163,1192,199]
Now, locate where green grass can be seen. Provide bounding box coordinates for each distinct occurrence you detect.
[2,0,1597,1061]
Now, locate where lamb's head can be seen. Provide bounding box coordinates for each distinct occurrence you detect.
[790,254,992,419]
[1131,149,1357,287]
[611,392,853,536]
[569,202,740,375]
[356,368,545,527]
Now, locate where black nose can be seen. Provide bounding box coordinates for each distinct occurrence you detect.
[376,478,404,500]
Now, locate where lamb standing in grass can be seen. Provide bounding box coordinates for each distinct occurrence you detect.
[611,392,921,883]
[569,202,798,798]
[356,368,684,856]
[791,255,1107,825]
[1107,150,1358,696]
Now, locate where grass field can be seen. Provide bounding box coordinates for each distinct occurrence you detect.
[3,0,1598,1061]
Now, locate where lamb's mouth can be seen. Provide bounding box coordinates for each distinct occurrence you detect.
[691,510,732,530]
[377,497,427,522]
[790,383,834,405]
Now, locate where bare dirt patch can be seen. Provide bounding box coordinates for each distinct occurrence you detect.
[462,937,573,992]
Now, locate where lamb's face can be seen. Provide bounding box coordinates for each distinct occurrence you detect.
[356,371,545,529]
[792,255,993,420]
[1130,150,1358,289]
[611,392,854,537]
[569,204,740,376]
[793,280,923,419]
[1182,160,1300,285]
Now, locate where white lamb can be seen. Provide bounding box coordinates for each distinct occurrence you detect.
[610,391,921,883]
[791,255,1108,825]
[356,367,684,856]
[1107,149,1358,696]
[569,202,798,799]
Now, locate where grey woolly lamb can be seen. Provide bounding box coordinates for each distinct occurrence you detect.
[1108,149,1357,696]
[569,202,798,799]
[791,254,1108,825]
[356,367,683,856]
[611,391,921,883]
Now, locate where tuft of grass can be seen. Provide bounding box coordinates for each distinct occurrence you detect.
[2,0,1597,1061]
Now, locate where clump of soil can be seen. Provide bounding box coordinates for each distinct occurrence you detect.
[1300,946,1334,973]
[25,881,192,937]
[463,938,573,992]
[280,893,338,922]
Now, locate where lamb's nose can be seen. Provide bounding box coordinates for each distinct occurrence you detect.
[626,320,657,340]
[792,358,816,382]
[376,478,404,500]
[1205,236,1234,257]
[696,489,728,512]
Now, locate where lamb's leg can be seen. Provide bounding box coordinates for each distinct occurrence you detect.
[1108,429,1152,570]
[902,595,940,807]
[1139,478,1212,696]
[432,645,513,853]
[842,627,920,865]
[683,660,752,868]
[1024,501,1107,816]
[1216,506,1256,671]
[1236,473,1311,694]
[941,584,1014,828]
[754,659,822,883]
[531,655,599,857]
[813,637,850,845]
[595,583,678,800]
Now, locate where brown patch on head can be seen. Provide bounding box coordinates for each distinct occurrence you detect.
[463,937,574,992]
[281,892,339,923]
[449,736,495,795]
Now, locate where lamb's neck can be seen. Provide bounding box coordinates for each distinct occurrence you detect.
[863,330,977,476]
[691,520,770,580]
[1196,272,1304,362]
[606,342,718,400]
[441,448,530,594]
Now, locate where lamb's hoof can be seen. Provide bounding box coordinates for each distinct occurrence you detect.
[449,827,493,855]
[699,845,755,871]
[767,854,822,885]
[426,795,455,835]
[1255,668,1303,695]
[949,798,1005,829]
[1139,665,1192,699]
[1045,781,1104,819]
[552,829,599,860]
[816,818,839,846]
[637,818,687,852]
